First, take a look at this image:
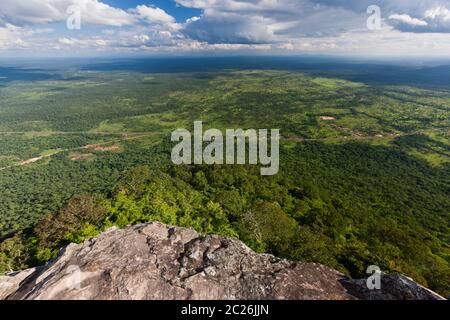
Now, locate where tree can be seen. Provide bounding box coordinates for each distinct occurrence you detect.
[34,194,107,248]
[0,234,29,274]
[241,201,297,256]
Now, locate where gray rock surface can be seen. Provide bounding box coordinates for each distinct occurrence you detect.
[0,222,446,300]
[341,273,446,300]
[0,268,36,300]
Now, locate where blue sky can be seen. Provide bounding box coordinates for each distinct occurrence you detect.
[1,0,450,57]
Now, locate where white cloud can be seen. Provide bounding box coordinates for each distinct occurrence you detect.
[58,37,76,45]
[425,6,450,21]
[2,0,450,56]
[423,6,450,31]
[0,25,23,49]
[0,0,136,27]
[0,23,52,50]
[183,11,276,44]
[132,5,175,24]
[389,14,428,27]
[387,5,450,33]
[180,0,366,44]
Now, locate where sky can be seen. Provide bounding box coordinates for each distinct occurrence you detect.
[1,0,450,58]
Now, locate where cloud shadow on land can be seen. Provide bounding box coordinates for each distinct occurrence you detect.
[80,56,450,89]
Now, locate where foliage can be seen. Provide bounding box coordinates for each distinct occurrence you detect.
[0,69,448,295]
[0,234,30,274]
[33,194,107,248]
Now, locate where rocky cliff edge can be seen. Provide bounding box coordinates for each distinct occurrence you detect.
[0,222,445,300]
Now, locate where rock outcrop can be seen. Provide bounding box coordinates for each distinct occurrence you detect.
[341,273,445,300]
[0,222,446,300]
